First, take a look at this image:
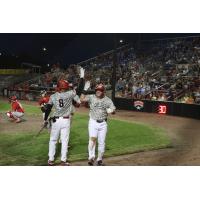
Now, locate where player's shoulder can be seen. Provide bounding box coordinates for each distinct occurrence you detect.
[89,94,95,99]
[64,90,75,96]
[104,96,113,102]
[104,95,111,100]
[50,92,57,98]
[58,90,75,98]
[50,92,59,100]
[15,100,20,104]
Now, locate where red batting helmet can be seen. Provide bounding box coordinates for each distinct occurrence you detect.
[95,84,105,93]
[10,96,17,101]
[57,80,69,90]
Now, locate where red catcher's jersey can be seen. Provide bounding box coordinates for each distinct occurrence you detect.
[12,101,24,113]
[38,96,50,106]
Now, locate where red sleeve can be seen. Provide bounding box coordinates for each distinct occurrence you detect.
[38,98,44,105]
[39,96,50,105]
[45,96,50,103]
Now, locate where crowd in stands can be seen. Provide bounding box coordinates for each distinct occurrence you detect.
[8,36,200,104]
[114,37,200,105]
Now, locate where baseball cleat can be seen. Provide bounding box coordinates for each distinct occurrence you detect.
[60,161,70,166]
[97,160,104,166]
[88,159,95,166]
[48,160,55,166]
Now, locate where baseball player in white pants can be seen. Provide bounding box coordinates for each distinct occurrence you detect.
[44,79,81,166]
[81,81,116,166]
[49,116,71,163]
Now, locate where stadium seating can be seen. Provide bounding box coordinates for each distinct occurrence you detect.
[5,36,200,104]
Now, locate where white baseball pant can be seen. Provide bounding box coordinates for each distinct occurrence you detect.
[88,118,107,161]
[48,117,70,162]
[12,112,24,119]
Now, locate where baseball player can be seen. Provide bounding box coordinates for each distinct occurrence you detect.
[6,96,25,123]
[38,90,50,120]
[58,83,79,144]
[44,79,81,166]
[80,82,116,166]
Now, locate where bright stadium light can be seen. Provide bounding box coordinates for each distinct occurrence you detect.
[119,39,123,43]
[47,64,50,67]
[43,47,47,51]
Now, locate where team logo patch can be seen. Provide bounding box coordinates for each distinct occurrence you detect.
[134,101,144,110]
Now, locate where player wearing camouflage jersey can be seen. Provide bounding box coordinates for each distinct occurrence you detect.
[86,94,116,121]
[49,90,76,117]
[81,71,116,166]
[44,80,81,166]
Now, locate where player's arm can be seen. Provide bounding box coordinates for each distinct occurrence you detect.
[38,98,46,112]
[44,97,53,121]
[77,67,95,100]
[38,98,43,106]
[44,104,53,121]
[76,67,85,96]
[80,94,92,108]
[80,93,87,103]
[72,94,81,107]
[80,93,92,103]
[106,99,116,115]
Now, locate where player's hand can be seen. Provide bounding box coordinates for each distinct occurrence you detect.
[80,67,85,78]
[106,108,115,114]
[43,120,48,128]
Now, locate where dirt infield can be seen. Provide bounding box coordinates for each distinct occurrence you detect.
[73,108,200,166]
[1,96,200,165]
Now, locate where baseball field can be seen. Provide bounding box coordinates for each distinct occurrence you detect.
[0,99,171,166]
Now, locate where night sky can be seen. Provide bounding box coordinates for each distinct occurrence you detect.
[0,33,200,68]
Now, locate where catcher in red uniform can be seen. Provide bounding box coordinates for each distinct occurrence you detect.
[6,96,25,123]
[38,90,50,120]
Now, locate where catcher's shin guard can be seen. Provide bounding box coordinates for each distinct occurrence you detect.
[6,111,14,119]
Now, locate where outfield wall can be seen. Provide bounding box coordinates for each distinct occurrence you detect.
[2,90,200,120]
[115,98,200,120]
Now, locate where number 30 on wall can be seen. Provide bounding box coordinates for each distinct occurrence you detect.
[158,105,167,114]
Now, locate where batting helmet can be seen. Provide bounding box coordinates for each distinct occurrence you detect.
[95,84,105,93]
[10,95,17,101]
[57,80,69,90]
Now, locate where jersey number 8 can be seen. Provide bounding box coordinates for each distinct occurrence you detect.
[59,99,64,107]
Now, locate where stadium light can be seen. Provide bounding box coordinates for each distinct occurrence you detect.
[47,64,50,67]
[119,39,123,43]
[43,47,47,51]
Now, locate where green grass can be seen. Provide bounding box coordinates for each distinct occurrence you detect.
[0,100,171,165]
